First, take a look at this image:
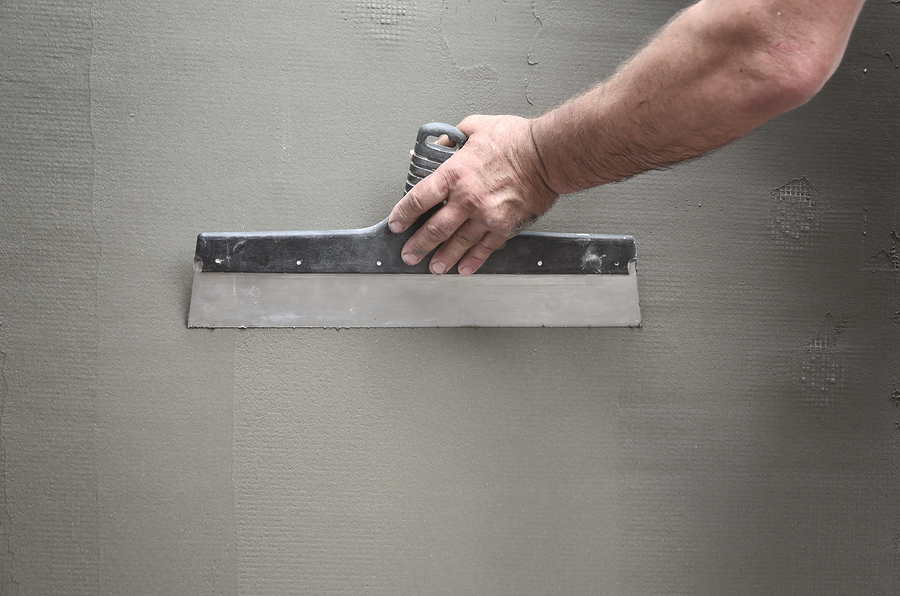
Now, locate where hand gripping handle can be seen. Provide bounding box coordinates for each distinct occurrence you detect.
[405,122,467,194]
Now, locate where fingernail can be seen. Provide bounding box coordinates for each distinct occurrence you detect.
[402,252,417,266]
[432,261,446,275]
[389,220,402,234]
[459,266,473,276]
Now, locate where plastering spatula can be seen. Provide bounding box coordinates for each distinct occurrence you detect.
[187,123,641,328]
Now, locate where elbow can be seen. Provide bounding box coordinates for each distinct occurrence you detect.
[696,0,857,120]
[758,46,842,113]
[730,10,855,118]
[725,39,845,124]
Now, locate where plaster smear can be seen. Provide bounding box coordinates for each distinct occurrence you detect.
[868,230,900,272]
[439,0,540,112]
[526,1,689,109]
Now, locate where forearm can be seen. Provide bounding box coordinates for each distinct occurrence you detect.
[530,0,865,194]
[388,0,865,275]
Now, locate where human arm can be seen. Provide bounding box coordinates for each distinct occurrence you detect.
[387,0,866,275]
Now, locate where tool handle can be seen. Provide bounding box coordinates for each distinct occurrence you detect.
[405,123,467,194]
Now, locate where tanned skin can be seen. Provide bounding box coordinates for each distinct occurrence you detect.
[388,0,867,276]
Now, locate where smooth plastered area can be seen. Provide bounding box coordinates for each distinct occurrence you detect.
[1,1,898,594]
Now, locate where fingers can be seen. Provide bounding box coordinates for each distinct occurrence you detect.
[388,114,557,275]
[388,169,449,235]
[390,129,464,235]
[398,198,468,267]
[454,231,509,276]
[428,219,486,275]
[425,221,510,276]
[456,114,490,137]
[434,134,454,147]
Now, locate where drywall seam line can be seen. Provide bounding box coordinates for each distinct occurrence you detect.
[86,3,102,594]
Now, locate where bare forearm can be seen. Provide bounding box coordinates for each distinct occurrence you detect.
[530,0,865,194]
[388,0,865,276]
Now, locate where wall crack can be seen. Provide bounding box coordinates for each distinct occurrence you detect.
[525,0,545,106]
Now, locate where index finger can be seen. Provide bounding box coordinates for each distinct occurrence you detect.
[388,167,450,234]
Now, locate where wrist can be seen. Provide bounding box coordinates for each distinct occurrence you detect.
[525,118,558,196]
[529,111,587,195]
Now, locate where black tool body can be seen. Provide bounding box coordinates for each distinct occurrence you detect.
[193,123,637,276]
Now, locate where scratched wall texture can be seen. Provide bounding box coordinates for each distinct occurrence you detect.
[0,0,897,594]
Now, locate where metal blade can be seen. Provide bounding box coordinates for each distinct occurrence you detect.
[187,263,641,328]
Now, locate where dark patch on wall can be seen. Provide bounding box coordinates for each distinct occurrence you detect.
[800,314,846,411]
[772,177,821,250]
[346,0,418,43]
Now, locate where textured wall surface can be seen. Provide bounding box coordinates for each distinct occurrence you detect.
[1,0,898,594]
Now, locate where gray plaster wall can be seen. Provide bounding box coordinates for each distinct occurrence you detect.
[1,0,897,594]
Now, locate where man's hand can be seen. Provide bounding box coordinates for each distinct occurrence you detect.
[388,115,558,276]
[388,0,866,275]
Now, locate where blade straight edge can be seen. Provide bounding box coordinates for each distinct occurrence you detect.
[188,265,641,328]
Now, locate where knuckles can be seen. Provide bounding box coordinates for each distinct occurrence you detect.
[403,190,426,217]
[421,217,456,243]
[454,229,484,245]
[403,114,554,266]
